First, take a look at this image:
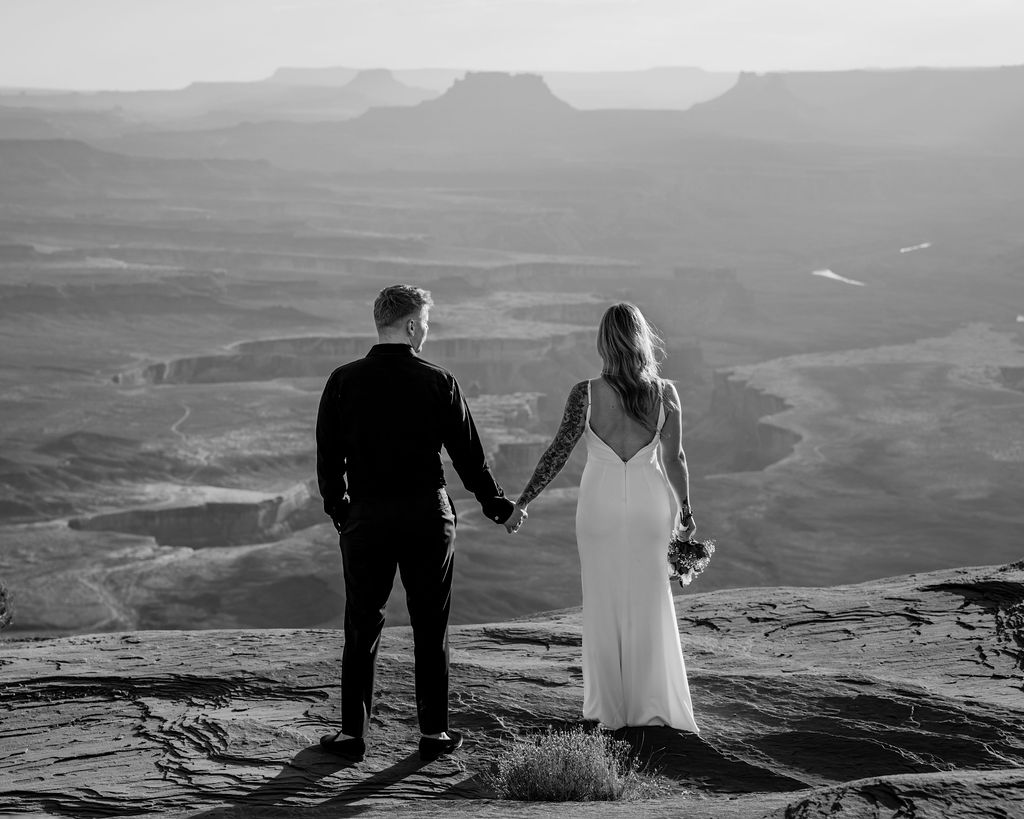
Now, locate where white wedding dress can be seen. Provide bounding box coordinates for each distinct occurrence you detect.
[575,380,700,732]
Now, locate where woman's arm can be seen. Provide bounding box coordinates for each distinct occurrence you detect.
[516,381,588,509]
[660,381,696,538]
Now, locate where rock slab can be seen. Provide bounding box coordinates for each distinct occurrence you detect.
[1,562,1022,817]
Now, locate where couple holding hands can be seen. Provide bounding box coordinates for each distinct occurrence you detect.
[315,285,699,763]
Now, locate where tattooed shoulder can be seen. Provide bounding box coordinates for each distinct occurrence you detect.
[517,380,590,507]
[563,379,589,429]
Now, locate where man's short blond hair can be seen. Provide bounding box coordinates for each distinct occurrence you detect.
[373,285,433,330]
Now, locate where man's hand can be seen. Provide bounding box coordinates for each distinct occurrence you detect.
[504,504,528,534]
[328,498,351,535]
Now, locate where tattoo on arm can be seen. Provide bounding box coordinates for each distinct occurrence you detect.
[518,381,588,507]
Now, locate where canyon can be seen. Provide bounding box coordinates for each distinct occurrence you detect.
[1,66,1023,642]
[6,317,1022,636]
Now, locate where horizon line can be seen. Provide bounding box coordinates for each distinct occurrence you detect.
[2,61,1022,95]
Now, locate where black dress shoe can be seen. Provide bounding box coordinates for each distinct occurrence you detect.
[419,730,463,762]
[319,731,365,762]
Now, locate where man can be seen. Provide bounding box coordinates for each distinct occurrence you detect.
[315,284,526,763]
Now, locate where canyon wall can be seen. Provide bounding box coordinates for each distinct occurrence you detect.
[29,241,640,286]
[116,331,602,395]
[68,481,320,548]
[708,370,801,471]
[1001,366,1024,392]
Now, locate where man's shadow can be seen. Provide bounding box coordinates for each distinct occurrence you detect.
[188,744,474,818]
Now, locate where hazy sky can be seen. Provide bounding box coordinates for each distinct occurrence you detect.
[1,0,1022,89]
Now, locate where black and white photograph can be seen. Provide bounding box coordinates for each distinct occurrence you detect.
[1,0,1022,815]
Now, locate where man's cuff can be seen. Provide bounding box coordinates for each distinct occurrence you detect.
[482,496,515,525]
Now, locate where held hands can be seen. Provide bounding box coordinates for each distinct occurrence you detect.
[504,503,528,534]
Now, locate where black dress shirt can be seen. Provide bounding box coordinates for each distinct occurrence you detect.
[316,343,515,526]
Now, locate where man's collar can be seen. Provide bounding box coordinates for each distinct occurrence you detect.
[367,343,416,357]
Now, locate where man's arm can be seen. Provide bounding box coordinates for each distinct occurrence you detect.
[316,372,350,530]
[443,376,515,525]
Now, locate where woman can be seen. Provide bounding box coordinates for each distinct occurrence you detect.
[514,303,699,732]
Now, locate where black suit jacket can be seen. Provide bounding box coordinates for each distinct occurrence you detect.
[316,343,515,527]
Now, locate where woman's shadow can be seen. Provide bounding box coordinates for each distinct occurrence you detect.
[188,744,477,818]
[609,726,806,793]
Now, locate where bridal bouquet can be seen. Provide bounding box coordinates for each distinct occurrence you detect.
[668,534,716,587]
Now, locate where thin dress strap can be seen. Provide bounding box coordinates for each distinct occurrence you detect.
[655,384,667,434]
[585,379,592,422]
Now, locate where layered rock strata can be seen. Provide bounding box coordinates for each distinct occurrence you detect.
[68,481,319,548]
[116,331,600,395]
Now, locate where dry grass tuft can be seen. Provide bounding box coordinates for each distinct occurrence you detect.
[491,725,669,802]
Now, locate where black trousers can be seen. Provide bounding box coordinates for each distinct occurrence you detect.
[338,490,456,737]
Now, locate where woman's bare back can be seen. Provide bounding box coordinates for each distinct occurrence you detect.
[588,377,662,462]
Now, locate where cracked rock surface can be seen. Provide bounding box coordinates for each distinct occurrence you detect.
[2,562,1022,818]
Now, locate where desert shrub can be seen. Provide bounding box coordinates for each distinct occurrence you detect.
[0,581,12,631]
[491,726,667,802]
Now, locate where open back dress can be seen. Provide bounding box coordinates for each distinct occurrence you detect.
[574,379,699,731]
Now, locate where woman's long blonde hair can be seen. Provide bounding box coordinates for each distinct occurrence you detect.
[597,303,665,430]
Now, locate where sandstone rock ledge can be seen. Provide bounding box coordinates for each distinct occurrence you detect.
[2,562,1022,818]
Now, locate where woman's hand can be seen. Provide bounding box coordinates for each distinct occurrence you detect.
[505,503,528,534]
[678,507,696,540]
